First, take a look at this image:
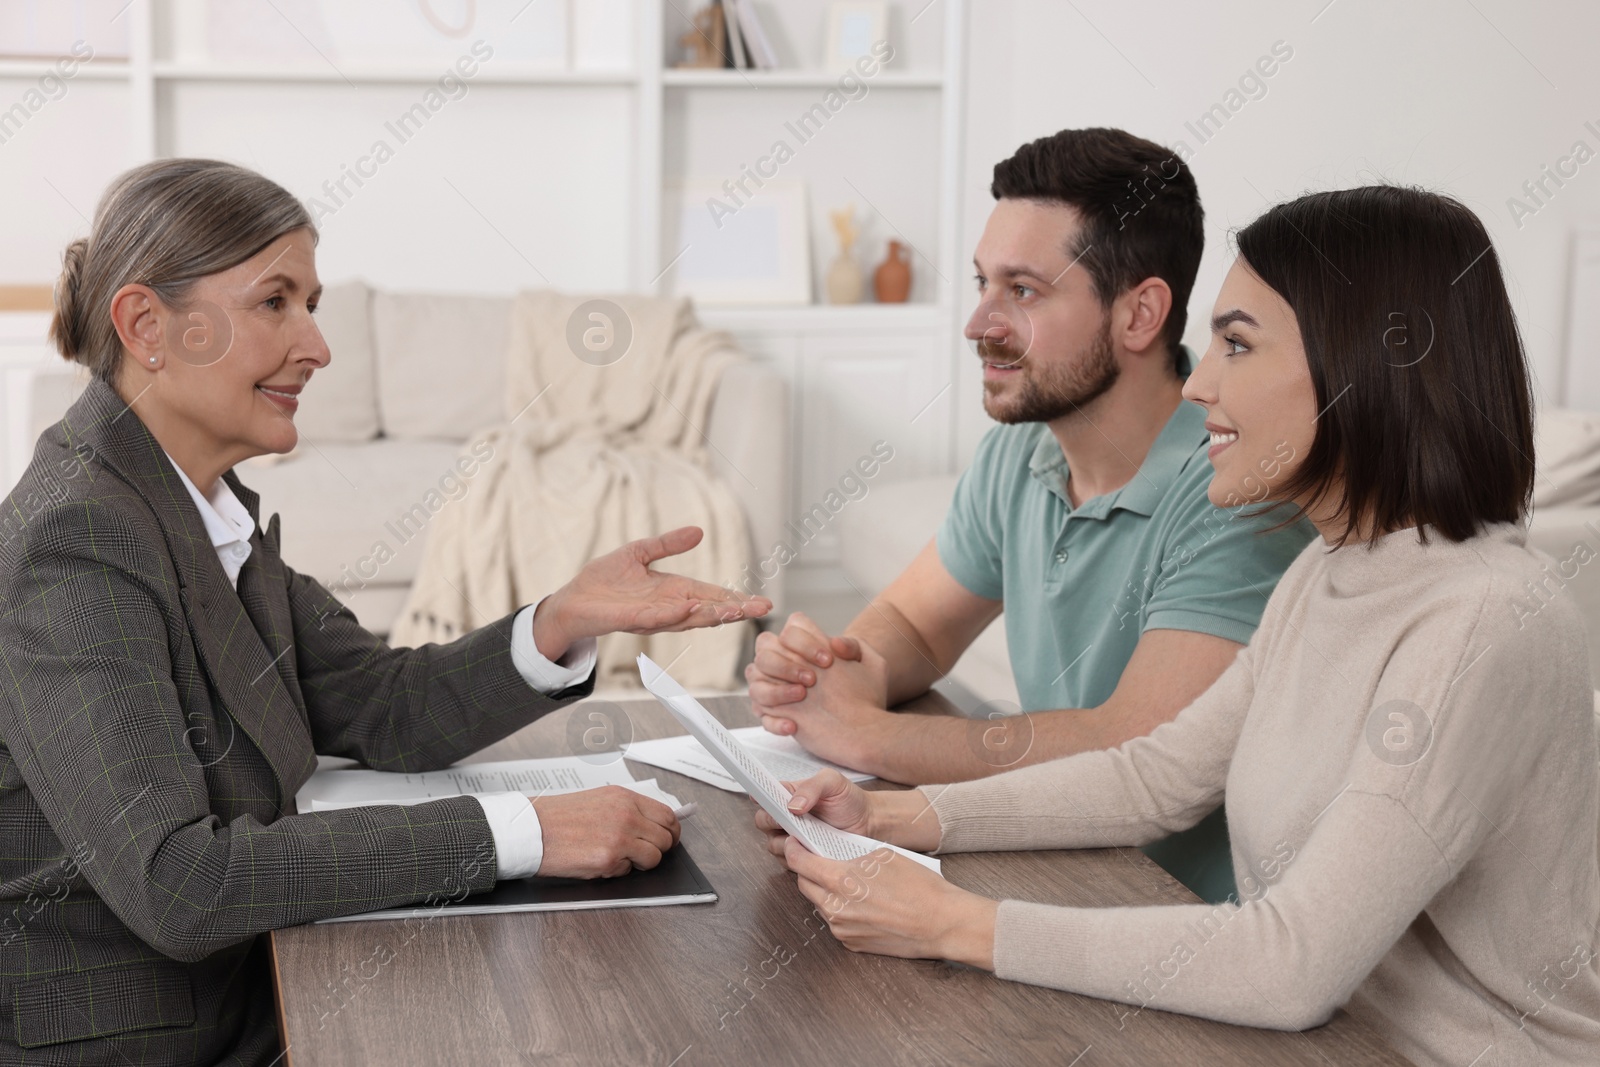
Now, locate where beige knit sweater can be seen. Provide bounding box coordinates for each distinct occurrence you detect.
[924,522,1600,1066]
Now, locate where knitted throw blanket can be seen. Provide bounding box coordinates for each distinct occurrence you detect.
[389,291,752,690]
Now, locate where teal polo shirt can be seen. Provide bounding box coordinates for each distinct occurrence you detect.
[936,394,1316,903]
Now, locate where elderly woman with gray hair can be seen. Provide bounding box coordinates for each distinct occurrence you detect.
[0,158,765,1065]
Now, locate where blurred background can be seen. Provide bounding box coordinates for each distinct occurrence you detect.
[1,0,1597,692]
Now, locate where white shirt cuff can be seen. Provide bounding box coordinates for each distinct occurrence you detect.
[510,599,598,693]
[471,791,544,879]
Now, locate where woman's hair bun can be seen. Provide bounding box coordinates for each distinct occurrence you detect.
[48,237,89,365]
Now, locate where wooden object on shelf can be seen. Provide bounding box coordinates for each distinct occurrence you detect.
[825,206,863,304]
[676,2,727,70]
[0,286,55,312]
[873,239,911,303]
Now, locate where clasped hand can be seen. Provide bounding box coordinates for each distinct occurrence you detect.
[745,613,893,772]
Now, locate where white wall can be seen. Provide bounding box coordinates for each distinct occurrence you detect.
[162,79,636,294]
[0,77,137,285]
[5,0,1599,475]
[954,0,1600,465]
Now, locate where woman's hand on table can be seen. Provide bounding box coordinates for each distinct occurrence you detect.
[531,786,680,879]
[531,526,771,661]
[753,771,994,965]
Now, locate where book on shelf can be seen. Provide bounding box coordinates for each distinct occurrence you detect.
[720,0,748,69]
[735,0,779,70]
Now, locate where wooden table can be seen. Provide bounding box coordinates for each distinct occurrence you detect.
[270,693,1411,1066]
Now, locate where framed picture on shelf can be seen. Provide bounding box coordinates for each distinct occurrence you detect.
[666,181,812,306]
[824,2,888,70]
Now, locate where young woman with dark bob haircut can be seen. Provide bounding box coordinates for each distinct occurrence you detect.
[0,158,765,1064]
[758,185,1600,1065]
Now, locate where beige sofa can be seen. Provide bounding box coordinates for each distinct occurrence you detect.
[28,283,790,638]
[838,413,1600,707]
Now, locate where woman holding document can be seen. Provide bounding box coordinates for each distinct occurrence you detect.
[0,158,765,1066]
[755,186,1600,1066]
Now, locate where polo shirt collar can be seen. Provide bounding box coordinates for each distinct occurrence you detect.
[1108,399,1205,517]
[1028,361,1204,518]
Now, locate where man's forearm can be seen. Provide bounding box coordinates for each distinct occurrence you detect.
[843,598,948,706]
[858,704,1134,785]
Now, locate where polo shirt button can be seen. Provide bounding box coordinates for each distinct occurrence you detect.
[1054,549,1069,563]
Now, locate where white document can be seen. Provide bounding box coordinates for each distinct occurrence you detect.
[637,654,941,876]
[625,726,873,794]
[296,756,680,813]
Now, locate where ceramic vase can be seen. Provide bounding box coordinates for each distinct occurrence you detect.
[826,253,864,304]
[874,240,912,303]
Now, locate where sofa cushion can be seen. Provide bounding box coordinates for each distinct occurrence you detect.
[1534,406,1600,508]
[240,438,475,591]
[29,367,89,443]
[296,280,380,443]
[1527,505,1600,685]
[835,473,1021,706]
[372,292,511,440]
[836,475,958,593]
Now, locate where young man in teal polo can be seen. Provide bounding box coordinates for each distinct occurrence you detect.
[745,127,1316,905]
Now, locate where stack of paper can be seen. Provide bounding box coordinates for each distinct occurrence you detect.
[296,756,681,813]
[624,726,872,794]
[637,654,941,876]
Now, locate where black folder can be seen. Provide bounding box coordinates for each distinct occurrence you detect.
[316,844,717,923]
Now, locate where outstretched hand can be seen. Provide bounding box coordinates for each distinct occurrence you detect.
[533,526,770,661]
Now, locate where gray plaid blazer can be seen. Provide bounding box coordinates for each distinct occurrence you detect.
[0,378,591,1065]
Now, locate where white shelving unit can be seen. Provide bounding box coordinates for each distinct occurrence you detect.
[0,59,129,80]
[660,69,943,88]
[148,62,641,85]
[1,0,969,588]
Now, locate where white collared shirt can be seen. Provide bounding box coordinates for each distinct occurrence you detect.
[162,451,593,879]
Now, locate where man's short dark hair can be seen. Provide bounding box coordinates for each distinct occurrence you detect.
[1236,185,1534,546]
[990,127,1204,376]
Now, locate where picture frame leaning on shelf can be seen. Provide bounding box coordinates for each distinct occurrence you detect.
[825,2,889,71]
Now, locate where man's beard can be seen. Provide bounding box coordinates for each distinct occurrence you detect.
[981,317,1120,424]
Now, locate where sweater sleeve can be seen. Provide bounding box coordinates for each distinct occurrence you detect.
[990,789,1452,1030]
[920,637,1257,854]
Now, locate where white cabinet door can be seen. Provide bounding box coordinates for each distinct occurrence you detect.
[696,308,958,584]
